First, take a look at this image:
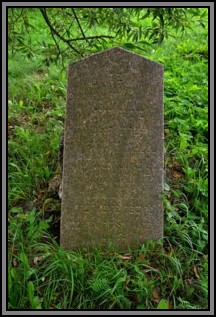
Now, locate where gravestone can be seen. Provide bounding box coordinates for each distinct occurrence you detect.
[60,47,164,250]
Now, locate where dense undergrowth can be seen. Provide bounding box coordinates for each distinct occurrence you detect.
[8,9,208,310]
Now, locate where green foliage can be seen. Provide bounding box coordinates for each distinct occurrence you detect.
[8,8,207,67]
[157,299,169,309]
[8,209,50,309]
[8,7,208,310]
[8,62,65,208]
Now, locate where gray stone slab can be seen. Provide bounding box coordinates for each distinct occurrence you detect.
[60,47,164,250]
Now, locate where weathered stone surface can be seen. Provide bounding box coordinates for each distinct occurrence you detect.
[60,47,164,250]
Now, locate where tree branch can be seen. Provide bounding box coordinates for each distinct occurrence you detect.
[71,8,90,46]
[49,26,64,66]
[40,8,83,57]
[67,35,114,42]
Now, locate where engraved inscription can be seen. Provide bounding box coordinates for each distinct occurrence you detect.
[61,47,164,250]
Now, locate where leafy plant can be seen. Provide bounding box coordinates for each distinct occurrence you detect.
[8,8,207,66]
[8,7,208,310]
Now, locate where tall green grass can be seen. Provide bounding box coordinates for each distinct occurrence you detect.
[8,11,208,310]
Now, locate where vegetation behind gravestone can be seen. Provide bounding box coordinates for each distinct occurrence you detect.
[8,8,208,310]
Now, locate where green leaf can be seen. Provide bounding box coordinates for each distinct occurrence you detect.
[122,43,147,52]
[138,26,142,40]
[10,268,17,279]
[137,40,151,46]
[19,100,23,107]
[27,211,36,225]
[179,134,188,151]
[200,10,207,18]
[27,281,34,304]
[199,21,206,29]
[9,162,22,172]
[158,33,165,45]
[66,29,70,38]
[10,207,23,213]
[164,183,170,191]
[19,251,29,266]
[132,32,138,42]
[42,40,46,47]
[157,299,169,309]
[141,11,150,20]
[122,43,137,49]
[39,220,49,230]
[159,14,164,28]
[32,296,42,309]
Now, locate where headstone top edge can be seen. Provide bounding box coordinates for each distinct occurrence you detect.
[68,46,164,69]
